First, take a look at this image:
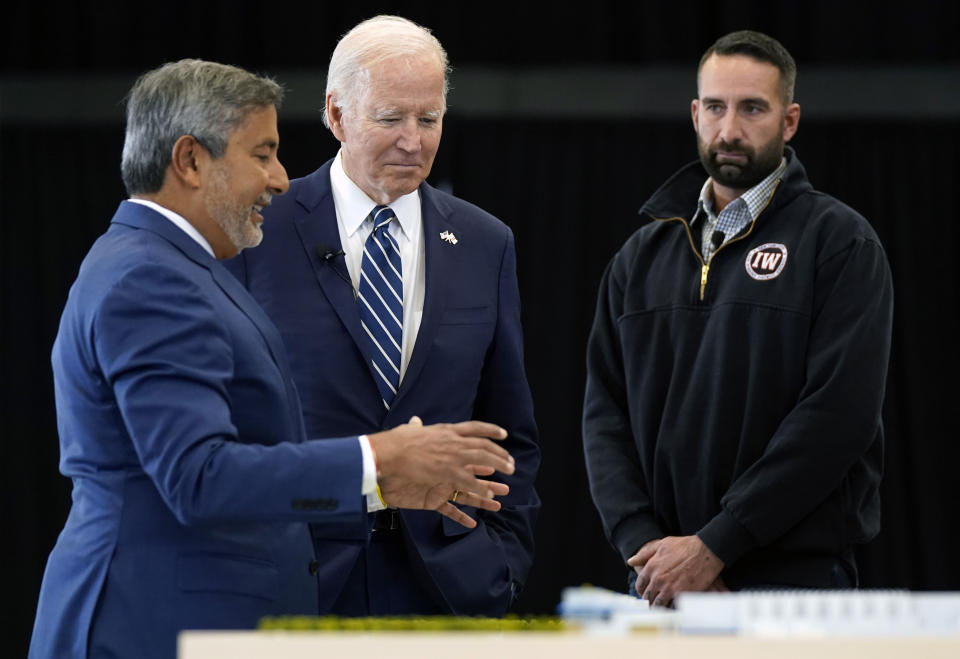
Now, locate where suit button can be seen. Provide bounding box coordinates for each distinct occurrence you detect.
[308,560,319,576]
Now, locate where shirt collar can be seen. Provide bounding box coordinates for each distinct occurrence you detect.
[127,198,216,257]
[330,151,420,240]
[694,156,787,224]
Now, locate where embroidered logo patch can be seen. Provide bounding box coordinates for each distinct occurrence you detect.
[745,243,788,280]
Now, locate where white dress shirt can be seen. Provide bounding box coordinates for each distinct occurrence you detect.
[329,151,426,382]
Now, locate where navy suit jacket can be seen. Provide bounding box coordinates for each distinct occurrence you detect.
[30,201,369,659]
[227,160,541,615]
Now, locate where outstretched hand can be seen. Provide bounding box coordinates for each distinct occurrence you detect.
[369,416,514,528]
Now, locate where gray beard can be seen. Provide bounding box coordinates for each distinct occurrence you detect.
[205,166,263,253]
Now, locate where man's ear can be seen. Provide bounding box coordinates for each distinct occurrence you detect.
[326,93,347,143]
[169,134,206,189]
[690,99,700,132]
[783,102,801,143]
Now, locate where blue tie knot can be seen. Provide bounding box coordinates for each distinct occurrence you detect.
[372,205,396,231]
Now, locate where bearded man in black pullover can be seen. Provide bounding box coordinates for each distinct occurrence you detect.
[583,30,893,607]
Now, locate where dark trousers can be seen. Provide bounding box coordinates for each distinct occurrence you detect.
[329,524,445,616]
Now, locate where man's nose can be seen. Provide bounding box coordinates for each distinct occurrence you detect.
[269,157,289,195]
[396,118,422,153]
[717,111,744,144]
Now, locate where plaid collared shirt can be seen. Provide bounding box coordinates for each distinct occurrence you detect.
[695,157,787,263]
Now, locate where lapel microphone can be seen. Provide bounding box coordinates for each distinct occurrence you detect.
[316,243,346,262]
[315,243,354,296]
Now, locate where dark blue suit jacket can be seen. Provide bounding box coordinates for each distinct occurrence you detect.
[227,160,541,615]
[30,201,368,659]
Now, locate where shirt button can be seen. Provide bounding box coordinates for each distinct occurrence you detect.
[308,560,319,576]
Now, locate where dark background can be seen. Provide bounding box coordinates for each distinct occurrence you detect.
[3,1,959,654]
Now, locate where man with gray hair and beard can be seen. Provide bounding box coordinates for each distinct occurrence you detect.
[584,30,893,607]
[30,58,517,659]
[228,15,541,616]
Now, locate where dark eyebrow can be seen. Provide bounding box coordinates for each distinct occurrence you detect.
[740,97,771,108]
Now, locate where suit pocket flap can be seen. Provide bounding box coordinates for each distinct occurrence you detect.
[177,553,279,601]
[441,508,477,537]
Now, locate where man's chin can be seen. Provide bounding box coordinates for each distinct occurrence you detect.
[234,226,263,253]
[704,157,763,189]
[716,162,744,177]
[383,180,425,203]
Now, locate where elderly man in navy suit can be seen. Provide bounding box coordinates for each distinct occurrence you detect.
[227,15,541,616]
[30,58,516,659]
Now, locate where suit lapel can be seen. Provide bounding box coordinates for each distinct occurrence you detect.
[112,201,294,380]
[289,166,370,360]
[209,262,292,372]
[205,262,309,444]
[393,185,456,406]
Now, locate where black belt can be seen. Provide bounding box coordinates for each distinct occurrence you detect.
[371,508,401,533]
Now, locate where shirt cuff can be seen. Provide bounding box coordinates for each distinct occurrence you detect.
[358,434,385,512]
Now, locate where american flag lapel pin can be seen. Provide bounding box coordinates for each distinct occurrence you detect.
[440,230,458,245]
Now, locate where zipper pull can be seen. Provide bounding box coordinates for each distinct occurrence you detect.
[700,264,709,300]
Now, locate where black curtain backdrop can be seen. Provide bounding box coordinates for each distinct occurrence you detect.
[3,2,959,655]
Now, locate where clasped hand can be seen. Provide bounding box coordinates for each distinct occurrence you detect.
[627,535,726,608]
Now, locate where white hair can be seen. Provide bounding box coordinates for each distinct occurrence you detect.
[322,15,449,129]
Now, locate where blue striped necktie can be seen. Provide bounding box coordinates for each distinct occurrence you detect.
[357,205,403,409]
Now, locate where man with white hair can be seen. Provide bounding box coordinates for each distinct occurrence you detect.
[227,15,540,616]
[30,58,517,658]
